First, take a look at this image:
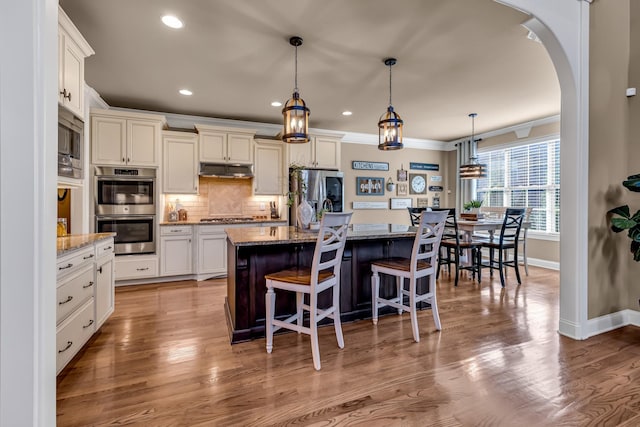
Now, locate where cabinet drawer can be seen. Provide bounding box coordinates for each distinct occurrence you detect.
[115,256,158,280]
[56,264,94,324]
[197,224,227,235]
[95,238,115,259]
[160,225,192,236]
[57,246,94,279]
[56,298,95,374]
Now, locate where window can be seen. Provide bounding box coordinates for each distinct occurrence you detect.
[476,139,560,234]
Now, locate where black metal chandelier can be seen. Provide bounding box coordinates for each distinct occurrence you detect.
[378,58,403,150]
[459,113,488,179]
[281,36,310,143]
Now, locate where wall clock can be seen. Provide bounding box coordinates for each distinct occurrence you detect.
[409,173,427,195]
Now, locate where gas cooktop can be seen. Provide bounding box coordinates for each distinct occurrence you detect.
[199,217,255,223]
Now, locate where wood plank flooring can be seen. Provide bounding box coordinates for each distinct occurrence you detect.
[56,267,640,426]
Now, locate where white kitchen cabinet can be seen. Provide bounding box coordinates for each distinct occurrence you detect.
[254,139,284,195]
[286,135,342,170]
[91,109,166,167]
[196,225,227,280]
[95,238,115,329]
[163,131,198,194]
[196,124,255,164]
[115,254,158,280]
[160,226,193,276]
[58,6,94,118]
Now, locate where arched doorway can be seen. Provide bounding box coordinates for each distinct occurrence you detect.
[496,0,590,339]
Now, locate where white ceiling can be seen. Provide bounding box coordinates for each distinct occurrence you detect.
[59,0,560,142]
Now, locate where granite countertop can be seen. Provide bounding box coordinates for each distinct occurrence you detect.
[226,224,416,247]
[159,219,287,226]
[57,232,116,256]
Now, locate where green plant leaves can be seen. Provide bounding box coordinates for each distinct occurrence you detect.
[623,174,640,192]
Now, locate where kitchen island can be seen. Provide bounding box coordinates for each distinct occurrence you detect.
[225,224,428,343]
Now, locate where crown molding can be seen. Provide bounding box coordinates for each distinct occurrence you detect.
[341,132,448,151]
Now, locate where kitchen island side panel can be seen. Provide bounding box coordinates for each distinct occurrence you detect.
[225,233,424,343]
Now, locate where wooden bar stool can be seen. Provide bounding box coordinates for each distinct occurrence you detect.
[370,210,448,342]
[265,212,352,370]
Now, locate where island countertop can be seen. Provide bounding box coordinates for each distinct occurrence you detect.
[57,232,116,256]
[225,224,416,246]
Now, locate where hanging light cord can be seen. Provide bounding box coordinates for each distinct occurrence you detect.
[388,64,393,107]
[294,44,299,93]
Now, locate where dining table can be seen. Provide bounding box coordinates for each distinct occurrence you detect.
[456,218,531,241]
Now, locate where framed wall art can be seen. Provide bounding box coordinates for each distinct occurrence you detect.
[397,166,407,182]
[409,173,427,195]
[356,176,385,195]
[396,182,408,196]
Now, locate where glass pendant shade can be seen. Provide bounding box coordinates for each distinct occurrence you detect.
[282,91,310,143]
[378,58,403,150]
[378,106,403,150]
[282,36,310,144]
[459,113,487,179]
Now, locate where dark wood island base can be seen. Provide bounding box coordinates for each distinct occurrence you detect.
[224,224,430,343]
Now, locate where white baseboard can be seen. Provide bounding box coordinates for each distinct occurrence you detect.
[525,257,559,271]
[586,309,640,338]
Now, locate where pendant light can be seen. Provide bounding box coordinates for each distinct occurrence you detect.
[378,58,403,150]
[282,36,310,143]
[459,113,488,179]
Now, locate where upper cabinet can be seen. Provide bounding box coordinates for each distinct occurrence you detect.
[286,134,342,170]
[254,139,285,195]
[58,6,94,119]
[91,109,166,167]
[162,131,198,194]
[196,124,255,164]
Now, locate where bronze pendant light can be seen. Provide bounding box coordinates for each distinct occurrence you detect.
[378,58,403,150]
[282,36,310,143]
[459,113,488,179]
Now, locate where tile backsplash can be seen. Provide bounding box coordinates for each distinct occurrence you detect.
[162,177,283,221]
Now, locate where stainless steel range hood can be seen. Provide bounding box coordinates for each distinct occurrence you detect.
[198,163,253,178]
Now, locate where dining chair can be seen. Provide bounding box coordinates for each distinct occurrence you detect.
[407,207,427,226]
[432,208,483,287]
[370,210,448,342]
[476,208,526,287]
[264,212,352,370]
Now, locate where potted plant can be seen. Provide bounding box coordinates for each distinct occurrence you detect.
[463,199,483,213]
[608,173,640,261]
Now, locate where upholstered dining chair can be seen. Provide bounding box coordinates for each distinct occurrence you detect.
[432,208,483,287]
[370,210,448,342]
[264,212,352,370]
[476,208,526,287]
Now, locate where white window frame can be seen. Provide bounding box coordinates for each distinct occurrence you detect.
[476,134,560,238]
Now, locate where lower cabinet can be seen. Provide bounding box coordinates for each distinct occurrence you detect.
[56,236,115,374]
[160,225,193,276]
[197,227,227,279]
[115,255,158,280]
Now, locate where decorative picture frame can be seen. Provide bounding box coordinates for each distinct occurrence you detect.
[356,176,385,195]
[390,198,412,210]
[397,167,407,182]
[396,182,408,196]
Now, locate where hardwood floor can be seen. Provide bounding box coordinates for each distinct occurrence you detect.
[56,267,640,426]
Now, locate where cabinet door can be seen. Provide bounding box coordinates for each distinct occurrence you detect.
[199,132,227,162]
[61,34,84,117]
[287,142,314,168]
[91,116,127,165]
[163,134,198,194]
[127,120,160,166]
[254,142,283,195]
[95,255,114,329]
[160,236,193,276]
[227,133,253,164]
[314,137,341,169]
[198,234,226,276]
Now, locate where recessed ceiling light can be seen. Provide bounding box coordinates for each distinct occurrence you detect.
[162,15,183,29]
[271,101,282,107]
[342,111,353,116]
[179,89,193,96]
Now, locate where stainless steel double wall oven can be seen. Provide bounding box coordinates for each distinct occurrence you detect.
[94,166,156,255]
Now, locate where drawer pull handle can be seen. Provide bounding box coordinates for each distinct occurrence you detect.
[136,267,149,271]
[83,254,95,260]
[170,230,183,233]
[83,319,94,329]
[58,263,73,270]
[104,246,113,251]
[97,266,103,274]
[58,295,73,305]
[58,341,73,353]
[83,281,94,289]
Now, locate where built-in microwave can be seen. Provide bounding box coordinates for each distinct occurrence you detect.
[58,106,84,179]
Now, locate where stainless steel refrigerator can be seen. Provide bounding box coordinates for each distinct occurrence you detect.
[289,168,344,226]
